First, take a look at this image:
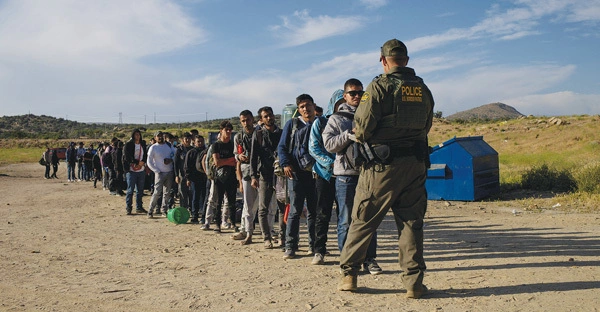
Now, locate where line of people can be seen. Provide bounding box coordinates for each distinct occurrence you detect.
[38,38,432,298]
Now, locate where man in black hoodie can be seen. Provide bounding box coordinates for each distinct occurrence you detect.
[184,135,208,224]
[122,129,148,215]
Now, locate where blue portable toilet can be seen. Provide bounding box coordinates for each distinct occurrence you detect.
[426,136,500,201]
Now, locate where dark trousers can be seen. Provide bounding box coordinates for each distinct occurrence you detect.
[190,177,208,222]
[314,175,336,255]
[285,170,317,250]
[214,178,237,227]
[257,175,275,241]
[51,164,58,178]
[44,165,51,178]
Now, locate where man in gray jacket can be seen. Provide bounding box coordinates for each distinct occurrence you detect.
[323,78,382,275]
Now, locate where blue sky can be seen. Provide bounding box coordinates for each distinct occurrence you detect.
[0,0,599,123]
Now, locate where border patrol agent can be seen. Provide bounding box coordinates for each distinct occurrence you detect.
[337,39,434,299]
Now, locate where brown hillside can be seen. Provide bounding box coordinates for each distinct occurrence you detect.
[446,102,524,121]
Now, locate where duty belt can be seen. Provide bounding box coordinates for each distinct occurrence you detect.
[389,146,417,157]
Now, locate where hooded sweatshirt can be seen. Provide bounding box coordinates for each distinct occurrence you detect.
[308,89,343,181]
[322,102,360,176]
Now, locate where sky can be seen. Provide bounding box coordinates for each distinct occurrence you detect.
[0,0,599,124]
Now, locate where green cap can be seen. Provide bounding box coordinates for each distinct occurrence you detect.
[381,39,408,57]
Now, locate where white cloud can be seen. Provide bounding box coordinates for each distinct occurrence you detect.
[359,0,388,10]
[407,0,600,54]
[270,10,367,47]
[0,0,205,67]
[173,74,299,114]
[503,91,600,116]
[566,0,600,22]
[429,64,577,115]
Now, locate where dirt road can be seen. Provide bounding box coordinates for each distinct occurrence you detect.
[1,163,598,311]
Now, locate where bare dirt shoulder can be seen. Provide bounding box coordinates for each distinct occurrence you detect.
[1,163,599,311]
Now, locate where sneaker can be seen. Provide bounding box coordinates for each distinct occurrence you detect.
[201,224,210,231]
[221,222,232,229]
[213,226,221,233]
[363,259,383,275]
[136,208,148,214]
[337,274,357,291]
[189,219,199,224]
[231,232,247,240]
[406,285,428,299]
[126,210,132,215]
[306,248,314,256]
[311,253,324,265]
[282,249,296,259]
[147,212,153,218]
[109,191,117,196]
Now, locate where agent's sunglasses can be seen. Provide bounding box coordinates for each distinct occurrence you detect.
[346,90,365,97]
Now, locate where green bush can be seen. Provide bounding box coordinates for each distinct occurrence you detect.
[573,162,600,194]
[520,164,576,193]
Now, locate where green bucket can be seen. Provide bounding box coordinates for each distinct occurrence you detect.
[167,207,190,224]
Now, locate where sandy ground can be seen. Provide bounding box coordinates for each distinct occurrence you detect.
[0,163,599,312]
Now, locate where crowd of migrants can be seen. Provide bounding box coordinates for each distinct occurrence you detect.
[38,39,432,298]
[39,91,384,269]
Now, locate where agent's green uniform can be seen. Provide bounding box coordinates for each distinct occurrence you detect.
[339,64,434,292]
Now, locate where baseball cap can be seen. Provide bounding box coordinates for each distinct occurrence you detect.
[381,39,408,57]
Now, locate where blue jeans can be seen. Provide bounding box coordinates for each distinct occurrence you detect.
[67,163,76,180]
[77,161,84,180]
[336,175,377,259]
[126,171,146,211]
[286,170,317,251]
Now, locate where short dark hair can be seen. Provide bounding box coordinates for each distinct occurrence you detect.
[390,55,409,65]
[257,106,273,116]
[315,106,323,114]
[239,110,253,117]
[195,135,204,141]
[296,94,314,106]
[344,78,363,91]
[183,132,192,139]
[219,120,233,130]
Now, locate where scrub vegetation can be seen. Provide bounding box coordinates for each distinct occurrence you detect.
[1,113,600,210]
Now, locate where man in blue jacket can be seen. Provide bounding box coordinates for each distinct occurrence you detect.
[278,94,318,259]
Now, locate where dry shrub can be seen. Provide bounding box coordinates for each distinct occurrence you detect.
[573,162,600,194]
[520,164,576,193]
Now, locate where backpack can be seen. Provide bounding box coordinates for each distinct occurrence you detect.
[331,111,368,170]
[101,146,113,168]
[204,144,217,180]
[289,117,315,172]
[194,147,208,174]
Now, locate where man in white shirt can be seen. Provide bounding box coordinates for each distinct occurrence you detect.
[146,131,175,218]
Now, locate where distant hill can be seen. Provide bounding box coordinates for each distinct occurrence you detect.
[0,113,281,140]
[0,114,99,139]
[446,102,524,121]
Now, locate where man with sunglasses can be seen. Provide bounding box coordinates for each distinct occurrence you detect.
[323,79,381,274]
[337,39,434,299]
